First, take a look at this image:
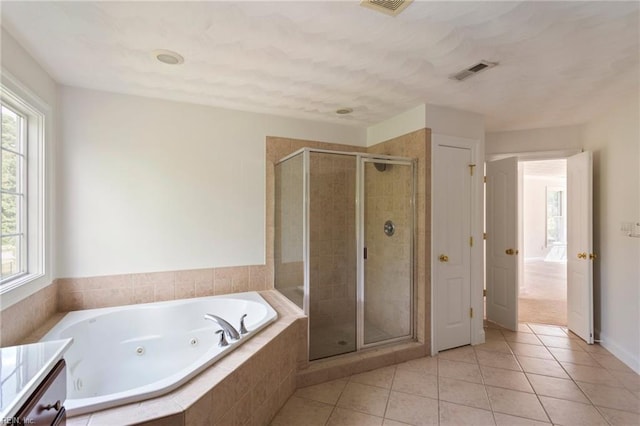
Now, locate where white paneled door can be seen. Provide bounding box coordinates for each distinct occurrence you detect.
[567,151,594,343]
[434,137,473,351]
[486,157,519,331]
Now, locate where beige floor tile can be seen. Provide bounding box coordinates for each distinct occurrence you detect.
[270,396,334,426]
[526,373,590,403]
[486,386,549,422]
[575,341,611,354]
[561,362,624,387]
[484,328,506,341]
[438,359,483,383]
[518,324,535,334]
[528,324,568,337]
[438,377,491,410]
[475,349,522,371]
[508,342,554,359]
[382,419,412,426]
[327,407,384,426]
[539,395,608,425]
[502,331,543,345]
[598,406,640,426]
[438,345,478,364]
[439,400,496,426]
[337,382,390,417]
[610,369,640,393]
[517,355,569,379]
[493,412,552,425]
[385,391,438,426]
[547,347,599,366]
[351,366,397,389]
[474,339,513,354]
[396,356,438,376]
[392,368,438,399]
[590,353,637,373]
[481,366,533,393]
[538,335,585,351]
[294,378,348,405]
[577,381,640,413]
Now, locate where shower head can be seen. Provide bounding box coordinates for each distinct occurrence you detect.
[374,162,387,172]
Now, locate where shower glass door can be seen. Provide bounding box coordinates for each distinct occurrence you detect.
[360,158,415,346]
[308,151,358,360]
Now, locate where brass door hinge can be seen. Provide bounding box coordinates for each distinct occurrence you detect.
[483,289,487,297]
[469,164,476,176]
[483,232,487,240]
[484,176,487,183]
[470,236,474,247]
[470,307,474,318]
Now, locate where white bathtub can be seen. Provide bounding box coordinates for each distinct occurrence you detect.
[40,291,277,416]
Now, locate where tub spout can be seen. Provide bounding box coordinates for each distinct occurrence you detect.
[204,314,241,341]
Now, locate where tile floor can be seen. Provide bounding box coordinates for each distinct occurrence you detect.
[271,322,640,425]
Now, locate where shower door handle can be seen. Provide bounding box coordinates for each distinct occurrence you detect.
[364,247,368,260]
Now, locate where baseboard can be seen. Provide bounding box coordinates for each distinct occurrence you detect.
[598,331,640,374]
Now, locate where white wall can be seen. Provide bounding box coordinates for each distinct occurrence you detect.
[0,29,58,308]
[58,87,365,278]
[582,94,640,372]
[486,125,582,156]
[366,104,426,146]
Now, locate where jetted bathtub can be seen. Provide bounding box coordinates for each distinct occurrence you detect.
[40,291,277,416]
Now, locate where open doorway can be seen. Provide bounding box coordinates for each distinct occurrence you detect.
[519,159,567,325]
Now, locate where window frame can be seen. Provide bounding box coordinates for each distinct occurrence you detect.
[0,71,48,303]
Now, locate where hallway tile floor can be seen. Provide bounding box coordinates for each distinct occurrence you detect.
[271,323,640,425]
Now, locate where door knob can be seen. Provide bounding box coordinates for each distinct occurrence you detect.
[577,252,587,259]
[439,254,449,262]
[505,248,518,255]
[589,253,597,260]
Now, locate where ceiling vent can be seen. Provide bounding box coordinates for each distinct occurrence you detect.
[360,0,414,17]
[450,60,498,81]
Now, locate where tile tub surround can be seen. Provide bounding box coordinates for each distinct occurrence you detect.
[56,264,271,312]
[0,281,58,347]
[22,290,306,426]
[274,322,640,426]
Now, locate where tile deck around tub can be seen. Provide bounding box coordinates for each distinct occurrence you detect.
[271,322,640,426]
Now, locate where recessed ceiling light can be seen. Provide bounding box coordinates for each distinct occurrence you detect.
[336,108,353,115]
[153,49,184,65]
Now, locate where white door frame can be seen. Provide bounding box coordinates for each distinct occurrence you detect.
[431,134,485,355]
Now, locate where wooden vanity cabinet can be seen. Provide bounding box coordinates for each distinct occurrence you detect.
[15,359,66,426]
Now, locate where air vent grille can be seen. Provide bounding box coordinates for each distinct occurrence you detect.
[360,0,414,16]
[450,60,498,81]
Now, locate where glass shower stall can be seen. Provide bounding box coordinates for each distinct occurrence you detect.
[274,148,416,360]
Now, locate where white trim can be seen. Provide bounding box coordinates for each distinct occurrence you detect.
[0,69,52,310]
[599,331,640,374]
[486,149,581,162]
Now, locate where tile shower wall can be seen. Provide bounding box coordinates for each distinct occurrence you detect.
[368,129,430,348]
[364,160,413,341]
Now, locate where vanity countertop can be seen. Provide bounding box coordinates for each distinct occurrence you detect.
[0,338,72,421]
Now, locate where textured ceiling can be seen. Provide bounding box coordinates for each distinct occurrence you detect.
[1,1,638,131]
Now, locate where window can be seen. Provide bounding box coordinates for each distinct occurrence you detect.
[0,78,46,294]
[546,187,566,246]
[1,103,27,282]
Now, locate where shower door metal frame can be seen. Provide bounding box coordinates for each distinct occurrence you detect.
[356,156,417,351]
[276,147,417,358]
